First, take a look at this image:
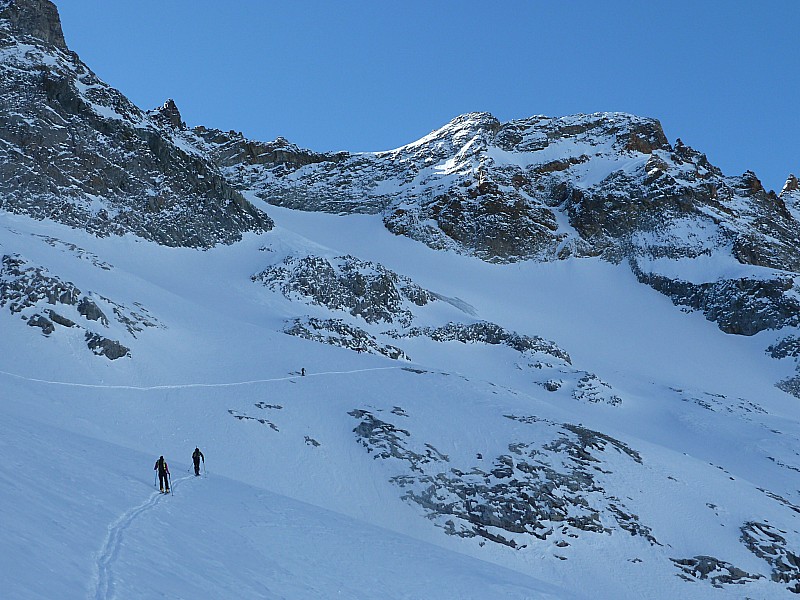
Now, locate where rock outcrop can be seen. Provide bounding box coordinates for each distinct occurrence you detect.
[254,254,437,326]
[350,408,654,550]
[0,0,66,50]
[0,253,157,359]
[741,521,800,594]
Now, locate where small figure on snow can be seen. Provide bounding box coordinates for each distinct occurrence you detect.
[154,455,170,493]
[301,367,305,377]
[192,447,205,476]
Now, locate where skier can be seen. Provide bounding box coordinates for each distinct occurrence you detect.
[192,447,204,476]
[154,455,170,493]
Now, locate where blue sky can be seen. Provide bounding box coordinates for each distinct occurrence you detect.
[57,1,797,192]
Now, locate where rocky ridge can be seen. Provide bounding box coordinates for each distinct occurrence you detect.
[206,111,800,339]
[196,110,800,396]
[0,0,273,248]
[347,405,799,594]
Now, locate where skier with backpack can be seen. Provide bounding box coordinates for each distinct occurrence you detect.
[192,447,204,476]
[154,455,170,493]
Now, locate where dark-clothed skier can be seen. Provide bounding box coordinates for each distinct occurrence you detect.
[192,447,204,476]
[154,455,170,492]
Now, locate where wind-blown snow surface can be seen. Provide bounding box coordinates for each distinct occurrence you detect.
[1,203,799,599]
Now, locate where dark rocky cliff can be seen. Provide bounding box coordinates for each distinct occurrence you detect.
[0,0,272,248]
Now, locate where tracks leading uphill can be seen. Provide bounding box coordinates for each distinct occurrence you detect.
[90,475,192,600]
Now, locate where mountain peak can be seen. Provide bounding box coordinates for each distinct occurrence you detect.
[451,111,500,127]
[781,173,799,195]
[0,0,67,50]
[149,98,186,130]
[442,112,502,137]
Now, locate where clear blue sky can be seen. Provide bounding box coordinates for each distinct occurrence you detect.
[57,1,798,192]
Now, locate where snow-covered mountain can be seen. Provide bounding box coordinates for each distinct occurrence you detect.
[1,1,799,598]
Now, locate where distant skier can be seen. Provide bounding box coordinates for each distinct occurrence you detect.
[154,455,170,493]
[192,447,205,476]
[301,367,305,376]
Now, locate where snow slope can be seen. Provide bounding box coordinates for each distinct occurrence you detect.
[2,204,799,599]
[1,410,573,600]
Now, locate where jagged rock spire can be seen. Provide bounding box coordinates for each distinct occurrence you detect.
[781,174,799,196]
[0,0,67,50]
[150,98,186,130]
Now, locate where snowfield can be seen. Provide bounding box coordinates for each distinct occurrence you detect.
[1,205,799,599]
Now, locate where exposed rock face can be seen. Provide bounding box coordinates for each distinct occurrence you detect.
[350,408,655,549]
[781,174,800,223]
[284,317,408,361]
[671,556,763,588]
[769,336,800,360]
[782,174,799,197]
[148,98,185,130]
[387,321,622,405]
[192,128,344,193]
[27,312,54,334]
[397,321,571,363]
[1,254,79,311]
[630,262,800,336]
[254,254,438,326]
[0,0,66,50]
[85,332,129,360]
[741,521,800,593]
[0,1,272,248]
[0,253,158,359]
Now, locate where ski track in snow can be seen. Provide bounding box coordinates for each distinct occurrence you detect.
[90,475,192,600]
[10,362,399,599]
[0,367,402,391]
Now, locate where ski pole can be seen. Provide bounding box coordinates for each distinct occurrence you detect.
[154,471,157,488]
[169,473,173,495]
